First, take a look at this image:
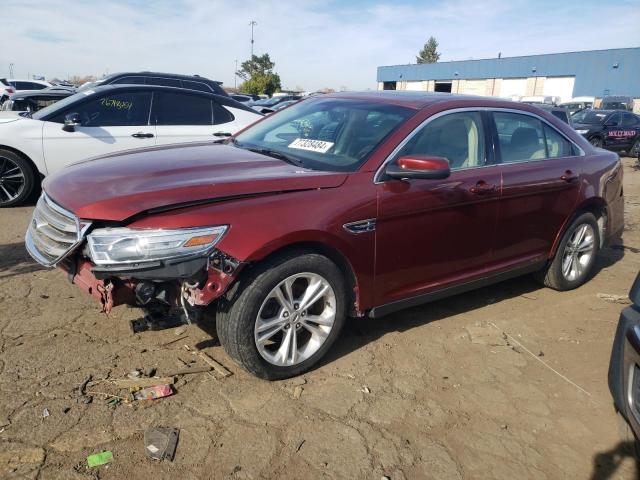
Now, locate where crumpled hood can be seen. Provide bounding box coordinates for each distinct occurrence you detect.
[44,143,348,221]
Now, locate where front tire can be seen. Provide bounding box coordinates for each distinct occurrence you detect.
[0,149,36,207]
[216,250,347,380]
[535,212,599,291]
[589,137,603,148]
[632,138,640,158]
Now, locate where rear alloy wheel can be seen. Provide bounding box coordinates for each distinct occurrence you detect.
[216,251,346,379]
[589,137,603,148]
[535,212,599,290]
[0,149,35,207]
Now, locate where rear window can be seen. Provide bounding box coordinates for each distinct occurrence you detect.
[578,111,608,124]
[154,92,212,125]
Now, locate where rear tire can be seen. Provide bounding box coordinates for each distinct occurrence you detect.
[632,138,640,158]
[535,212,600,291]
[0,149,36,207]
[216,250,347,380]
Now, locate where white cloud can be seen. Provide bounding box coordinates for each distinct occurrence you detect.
[2,0,639,91]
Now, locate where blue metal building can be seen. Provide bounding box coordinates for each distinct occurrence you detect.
[377,47,640,101]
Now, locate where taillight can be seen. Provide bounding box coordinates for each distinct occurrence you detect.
[6,88,14,94]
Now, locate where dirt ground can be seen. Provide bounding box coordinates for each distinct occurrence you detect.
[1,158,640,480]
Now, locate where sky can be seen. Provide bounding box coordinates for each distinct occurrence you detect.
[2,0,640,91]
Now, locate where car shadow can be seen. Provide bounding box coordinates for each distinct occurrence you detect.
[590,441,640,480]
[321,243,626,370]
[0,241,44,280]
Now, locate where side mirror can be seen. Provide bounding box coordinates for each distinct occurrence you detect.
[62,112,81,132]
[386,155,451,180]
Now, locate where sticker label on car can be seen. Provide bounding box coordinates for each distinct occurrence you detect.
[288,138,334,153]
[608,130,637,138]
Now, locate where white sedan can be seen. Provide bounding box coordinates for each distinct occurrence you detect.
[0,85,262,206]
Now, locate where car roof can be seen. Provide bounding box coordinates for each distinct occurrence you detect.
[101,71,222,85]
[321,91,537,110]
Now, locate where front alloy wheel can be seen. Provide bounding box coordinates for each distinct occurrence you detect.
[0,149,36,207]
[632,139,640,158]
[217,251,346,379]
[255,273,337,367]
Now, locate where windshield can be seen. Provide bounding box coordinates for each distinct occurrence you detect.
[234,97,414,172]
[32,90,93,120]
[574,110,608,124]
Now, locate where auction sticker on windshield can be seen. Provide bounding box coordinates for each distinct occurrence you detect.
[288,138,334,153]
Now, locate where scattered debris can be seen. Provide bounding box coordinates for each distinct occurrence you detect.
[87,451,113,468]
[538,351,545,357]
[197,352,232,378]
[78,374,92,404]
[0,418,10,428]
[132,384,173,401]
[520,294,538,300]
[174,326,187,336]
[63,407,71,414]
[42,408,50,418]
[597,293,631,304]
[40,294,49,299]
[501,424,508,430]
[161,335,189,347]
[113,377,176,389]
[293,386,304,399]
[361,386,371,394]
[165,366,212,376]
[145,367,157,377]
[291,377,307,386]
[382,476,391,480]
[127,369,142,379]
[106,397,122,408]
[145,427,179,461]
[295,439,305,452]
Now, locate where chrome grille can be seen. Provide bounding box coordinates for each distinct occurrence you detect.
[25,194,89,267]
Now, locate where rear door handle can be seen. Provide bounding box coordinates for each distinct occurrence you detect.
[131,132,154,139]
[561,170,578,183]
[470,181,496,194]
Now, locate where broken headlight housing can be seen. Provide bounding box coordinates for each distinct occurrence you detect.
[87,226,227,265]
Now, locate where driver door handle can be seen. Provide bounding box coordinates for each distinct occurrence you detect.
[470,181,496,194]
[131,132,154,139]
[213,132,232,137]
[561,170,578,183]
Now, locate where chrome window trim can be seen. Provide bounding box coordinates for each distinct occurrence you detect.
[374,106,586,184]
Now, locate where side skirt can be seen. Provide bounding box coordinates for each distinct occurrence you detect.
[367,260,547,319]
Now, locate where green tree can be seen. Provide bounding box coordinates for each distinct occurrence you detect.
[416,36,441,64]
[237,53,282,96]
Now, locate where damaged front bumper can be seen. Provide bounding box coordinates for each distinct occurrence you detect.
[59,250,243,314]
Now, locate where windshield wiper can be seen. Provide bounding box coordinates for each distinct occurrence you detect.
[234,141,305,167]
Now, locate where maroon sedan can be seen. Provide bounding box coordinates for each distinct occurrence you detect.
[26,92,624,379]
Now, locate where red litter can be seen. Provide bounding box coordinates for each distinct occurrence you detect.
[132,384,173,401]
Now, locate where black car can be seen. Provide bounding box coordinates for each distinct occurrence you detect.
[78,72,228,97]
[531,104,572,126]
[572,109,640,156]
[2,89,73,112]
[609,274,640,451]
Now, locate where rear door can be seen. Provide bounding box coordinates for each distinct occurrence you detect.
[42,90,155,174]
[613,113,640,151]
[374,110,501,306]
[152,91,215,145]
[490,110,582,269]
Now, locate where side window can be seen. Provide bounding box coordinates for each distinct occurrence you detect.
[112,76,146,85]
[147,77,181,88]
[154,92,212,125]
[70,92,152,127]
[212,102,234,125]
[182,80,211,93]
[543,125,573,158]
[396,111,486,170]
[621,113,639,127]
[494,112,546,163]
[607,113,621,126]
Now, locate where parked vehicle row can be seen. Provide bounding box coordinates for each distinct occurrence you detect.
[572,109,640,156]
[1,88,74,113]
[0,84,261,206]
[25,91,624,379]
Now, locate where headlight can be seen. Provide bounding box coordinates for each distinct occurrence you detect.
[87,226,227,265]
[575,129,589,134]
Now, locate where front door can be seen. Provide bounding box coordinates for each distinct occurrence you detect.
[489,110,582,268]
[42,90,154,174]
[375,110,500,306]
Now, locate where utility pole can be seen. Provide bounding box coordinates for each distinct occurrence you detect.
[249,20,257,58]
[9,63,14,78]
[234,59,238,89]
